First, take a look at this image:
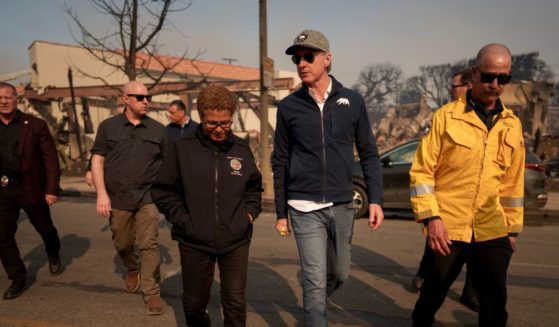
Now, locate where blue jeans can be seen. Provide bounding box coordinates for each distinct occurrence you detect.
[289,203,355,327]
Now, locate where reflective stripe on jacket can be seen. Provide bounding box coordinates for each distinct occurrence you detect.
[409,97,524,242]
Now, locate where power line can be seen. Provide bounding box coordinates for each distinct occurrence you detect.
[222,57,238,65]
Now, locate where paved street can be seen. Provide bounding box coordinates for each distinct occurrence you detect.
[0,198,558,327]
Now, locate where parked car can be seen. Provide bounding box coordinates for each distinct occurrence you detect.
[352,140,547,218]
[543,157,559,191]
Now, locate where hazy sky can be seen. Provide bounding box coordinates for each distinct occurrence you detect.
[1,0,558,86]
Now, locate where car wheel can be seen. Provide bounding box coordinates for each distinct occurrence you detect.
[353,184,368,219]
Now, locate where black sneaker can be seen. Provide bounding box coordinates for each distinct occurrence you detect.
[48,256,64,275]
[3,279,28,300]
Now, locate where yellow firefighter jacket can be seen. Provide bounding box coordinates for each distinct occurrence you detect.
[409,97,524,242]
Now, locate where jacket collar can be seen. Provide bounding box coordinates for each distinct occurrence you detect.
[298,75,344,105]
[117,111,149,127]
[451,92,514,131]
[195,125,234,152]
[301,74,342,93]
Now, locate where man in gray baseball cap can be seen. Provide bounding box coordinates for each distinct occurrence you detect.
[273,29,384,326]
[285,29,332,74]
[285,29,330,54]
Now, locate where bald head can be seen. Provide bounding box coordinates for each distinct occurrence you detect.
[123,81,150,119]
[123,81,147,95]
[476,43,512,69]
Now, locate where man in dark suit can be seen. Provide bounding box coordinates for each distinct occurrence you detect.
[0,82,63,300]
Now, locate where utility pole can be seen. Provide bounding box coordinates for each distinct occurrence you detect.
[259,0,273,197]
[67,68,85,160]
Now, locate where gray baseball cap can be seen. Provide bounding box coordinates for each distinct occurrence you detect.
[285,29,330,55]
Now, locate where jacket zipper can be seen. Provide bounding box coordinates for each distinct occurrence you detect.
[320,110,326,202]
[214,150,220,252]
[471,116,502,237]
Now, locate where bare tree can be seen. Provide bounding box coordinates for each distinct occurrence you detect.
[511,52,555,81]
[399,78,421,104]
[352,63,403,124]
[64,0,202,92]
[406,64,452,108]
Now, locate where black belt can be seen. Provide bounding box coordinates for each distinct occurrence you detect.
[0,175,20,187]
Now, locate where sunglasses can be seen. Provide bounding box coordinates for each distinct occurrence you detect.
[204,120,233,129]
[451,83,468,89]
[127,94,152,102]
[291,53,317,65]
[479,72,512,85]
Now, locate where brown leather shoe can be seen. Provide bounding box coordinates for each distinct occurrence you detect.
[146,296,165,315]
[124,271,140,293]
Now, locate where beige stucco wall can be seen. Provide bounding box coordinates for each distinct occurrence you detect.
[29,41,131,90]
[27,40,296,158]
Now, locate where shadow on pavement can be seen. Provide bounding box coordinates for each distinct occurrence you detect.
[247,260,303,326]
[23,233,90,282]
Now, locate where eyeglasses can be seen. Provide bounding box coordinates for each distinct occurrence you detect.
[450,83,468,89]
[291,53,317,65]
[204,120,233,129]
[479,72,512,85]
[127,94,152,102]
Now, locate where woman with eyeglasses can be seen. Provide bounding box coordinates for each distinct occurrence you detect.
[151,84,262,327]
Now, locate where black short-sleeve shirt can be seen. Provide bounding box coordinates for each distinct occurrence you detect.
[91,114,167,211]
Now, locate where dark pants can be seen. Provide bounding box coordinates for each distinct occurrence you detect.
[412,236,513,327]
[0,185,61,281]
[417,239,477,300]
[179,242,250,327]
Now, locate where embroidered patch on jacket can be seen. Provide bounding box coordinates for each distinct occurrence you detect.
[336,98,350,106]
[229,157,243,176]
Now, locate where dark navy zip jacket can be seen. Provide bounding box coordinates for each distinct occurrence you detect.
[272,76,383,219]
[151,127,262,254]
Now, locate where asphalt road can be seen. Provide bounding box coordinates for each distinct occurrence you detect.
[0,198,558,327]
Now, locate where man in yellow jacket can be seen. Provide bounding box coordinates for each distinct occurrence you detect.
[410,44,524,327]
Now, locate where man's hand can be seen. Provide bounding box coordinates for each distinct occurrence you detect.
[84,171,93,187]
[368,203,384,231]
[427,219,452,256]
[96,193,112,218]
[508,236,518,252]
[275,218,291,237]
[45,194,58,206]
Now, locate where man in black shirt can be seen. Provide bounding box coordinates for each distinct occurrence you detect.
[165,99,198,141]
[91,81,167,315]
[0,82,62,300]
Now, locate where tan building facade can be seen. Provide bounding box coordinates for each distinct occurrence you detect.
[22,40,298,162]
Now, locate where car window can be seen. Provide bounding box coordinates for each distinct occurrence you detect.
[525,149,541,164]
[386,142,418,164]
